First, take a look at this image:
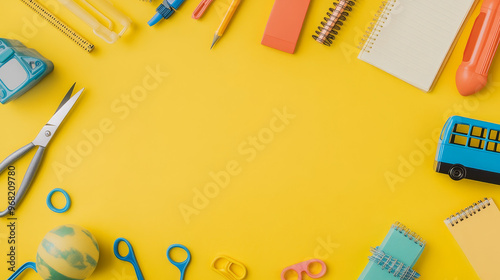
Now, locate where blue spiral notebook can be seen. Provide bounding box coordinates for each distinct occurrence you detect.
[359,222,426,280]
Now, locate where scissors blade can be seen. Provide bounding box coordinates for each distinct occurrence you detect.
[47,87,84,128]
[32,87,84,147]
[55,83,75,114]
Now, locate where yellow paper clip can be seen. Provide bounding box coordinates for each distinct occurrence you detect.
[211,255,247,280]
[57,0,131,44]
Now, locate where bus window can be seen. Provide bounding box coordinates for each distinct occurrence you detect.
[453,123,470,135]
[450,134,468,146]
[468,138,485,149]
[489,130,499,141]
[486,142,499,152]
[471,126,486,138]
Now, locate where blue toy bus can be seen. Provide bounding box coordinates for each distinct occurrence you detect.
[435,116,500,185]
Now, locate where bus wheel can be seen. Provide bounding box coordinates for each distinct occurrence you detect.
[449,165,466,181]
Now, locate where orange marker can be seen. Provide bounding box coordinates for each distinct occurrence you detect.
[456,0,500,96]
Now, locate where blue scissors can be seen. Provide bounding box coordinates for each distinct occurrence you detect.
[114,238,144,280]
[167,244,191,279]
[0,83,83,217]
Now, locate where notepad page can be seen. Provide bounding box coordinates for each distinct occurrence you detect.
[358,0,476,92]
[445,199,500,280]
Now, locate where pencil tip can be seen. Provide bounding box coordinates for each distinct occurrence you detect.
[211,34,220,49]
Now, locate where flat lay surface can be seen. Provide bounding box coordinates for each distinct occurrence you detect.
[1,0,500,279]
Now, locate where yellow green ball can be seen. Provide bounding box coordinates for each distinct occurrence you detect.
[36,225,99,280]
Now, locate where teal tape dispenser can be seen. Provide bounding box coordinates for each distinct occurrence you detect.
[0,39,54,104]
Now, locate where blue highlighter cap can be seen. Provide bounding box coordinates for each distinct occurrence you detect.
[148,13,164,26]
[148,0,184,26]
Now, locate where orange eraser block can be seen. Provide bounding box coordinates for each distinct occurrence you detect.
[261,0,311,54]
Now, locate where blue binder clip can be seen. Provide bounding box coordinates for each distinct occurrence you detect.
[148,0,187,26]
[0,39,54,104]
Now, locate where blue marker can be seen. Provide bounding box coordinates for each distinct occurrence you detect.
[148,0,187,26]
[0,39,53,104]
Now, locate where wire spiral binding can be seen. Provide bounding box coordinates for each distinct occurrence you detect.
[446,198,491,226]
[392,222,426,247]
[369,247,420,280]
[312,0,356,46]
[358,0,397,52]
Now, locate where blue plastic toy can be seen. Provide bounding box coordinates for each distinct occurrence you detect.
[0,39,53,104]
[148,0,187,26]
[435,116,500,185]
[46,188,71,213]
[166,244,191,280]
[114,238,145,280]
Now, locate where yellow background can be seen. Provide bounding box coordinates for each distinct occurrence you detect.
[0,0,499,279]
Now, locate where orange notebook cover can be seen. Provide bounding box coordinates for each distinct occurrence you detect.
[261,0,311,54]
[445,198,500,280]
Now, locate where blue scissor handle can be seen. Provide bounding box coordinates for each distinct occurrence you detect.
[114,238,145,280]
[7,262,37,279]
[166,244,191,279]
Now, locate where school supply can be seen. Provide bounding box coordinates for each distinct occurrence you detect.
[211,255,247,280]
[46,188,71,213]
[114,238,145,280]
[148,0,187,26]
[456,0,500,96]
[358,0,478,92]
[56,0,131,44]
[445,198,500,280]
[261,0,311,54]
[312,0,356,46]
[9,225,99,280]
[368,247,420,279]
[0,38,53,104]
[167,244,191,280]
[435,116,500,185]
[192,0,215,19]
[359,222,425,280]
[18,0,94,52]
[210,0,241,49]
[7,262,37,280]
[281,259,327,280]
[0,84,83,218]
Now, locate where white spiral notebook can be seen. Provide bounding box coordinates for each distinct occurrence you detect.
[358,0,478,92]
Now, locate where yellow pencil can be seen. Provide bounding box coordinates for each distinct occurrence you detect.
[210,0,241,49]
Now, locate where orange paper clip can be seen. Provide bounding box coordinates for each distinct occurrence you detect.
[456,0,500,96]
[192,0,215,19]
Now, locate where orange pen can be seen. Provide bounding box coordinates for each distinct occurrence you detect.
[456,0,500,96]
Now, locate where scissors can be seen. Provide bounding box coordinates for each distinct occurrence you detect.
[0,83,83,217]
[167,244,191,279]
[114,238,145,280]
[281,259,327,280]
[7,262,37,279]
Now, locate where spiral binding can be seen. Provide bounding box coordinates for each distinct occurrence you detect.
[369,247,420,280]
[312,0,356,46]
[358,0,397,52]
[392,222,426,247]
[446,198,491,226]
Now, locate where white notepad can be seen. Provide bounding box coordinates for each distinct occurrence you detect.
[358,0,477,92]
